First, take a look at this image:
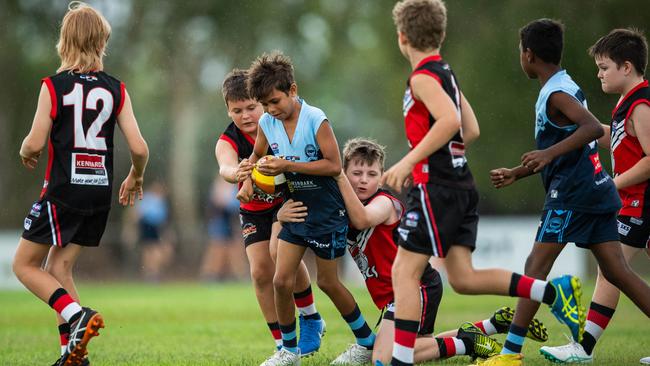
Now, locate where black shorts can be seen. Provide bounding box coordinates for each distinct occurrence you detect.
[397,183,478,258]
[617,214,650,249]
[22,199,109,247]
[382,283,442,335]
[278,225,348,260]
[239,206,279,247]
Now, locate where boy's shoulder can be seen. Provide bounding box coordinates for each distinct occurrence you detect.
[300,99,327,122]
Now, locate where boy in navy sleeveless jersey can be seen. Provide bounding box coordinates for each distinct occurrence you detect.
[541,28,650,364]
[279,138,520,365]
[385,4,585,366]
[489,20,650,365]
[14,3,149,366]
[238,52,375,366]
[215,69,324,354]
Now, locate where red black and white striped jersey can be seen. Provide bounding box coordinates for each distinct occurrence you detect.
[346,189,440,309]
[41,70,125,214]
[610,80,650,216]
[403,55,474,189]
[219,122,283,212]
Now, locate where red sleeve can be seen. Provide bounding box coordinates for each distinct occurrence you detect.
[41,77,57,120]
[219,134,239,154]
[117,81,126,115]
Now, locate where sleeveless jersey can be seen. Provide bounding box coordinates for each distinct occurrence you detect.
[535,69,620,213]
[346,189,440,309]
[610,80,650,216]
[402,55,475,189]
[41,70,125,214]
[259,99,348,236]
[219,122,283,212]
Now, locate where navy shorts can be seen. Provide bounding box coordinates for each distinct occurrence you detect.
[278,225,348,260]
[536,209,619,247]
[617,214,650,249]
[22,199,109,247]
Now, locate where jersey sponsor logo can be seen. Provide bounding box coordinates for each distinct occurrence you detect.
[70,153,109,186]
[630,217,644,225]
[287,179,318,193]
[347,227,379,280]
[30,203,42,218]
[24,218,32,230]
[403,87,415,117]
[449,141,467,168]
[405,211,419,228]
[241,223,257,239]
[545,216,564,234]
[305,144,318,161]
[307,238,330,249]
[631,200,640,207]
[271,143,280,155]
[589,153,603,174]
[550,190,559,199]
[618,220,631,236]
[398,227,409,241]
[79,74,98,82]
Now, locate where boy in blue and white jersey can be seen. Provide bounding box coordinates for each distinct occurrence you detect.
[488,19,650,366]
[238,51,375,366]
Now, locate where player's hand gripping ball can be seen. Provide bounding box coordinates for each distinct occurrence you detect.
[251,155,286,195]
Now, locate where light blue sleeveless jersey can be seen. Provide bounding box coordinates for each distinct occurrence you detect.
[259,99,348,236]
[534,70,620,213]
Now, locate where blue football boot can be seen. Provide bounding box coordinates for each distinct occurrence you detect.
[298,315,326,357]
[548,275,586,343]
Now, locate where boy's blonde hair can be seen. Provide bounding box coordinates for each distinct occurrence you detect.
[56,2,111,73]
[343,138,386,172]
[392,0,447,51]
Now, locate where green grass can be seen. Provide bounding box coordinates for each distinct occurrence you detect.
[0,282,646,365]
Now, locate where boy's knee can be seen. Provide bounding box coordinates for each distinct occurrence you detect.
[250,265,274,288]
[316,275,340,294]
[448,275,472,294]
[273,272,294,293]
[600,267,626,287]
[523,255,552,278]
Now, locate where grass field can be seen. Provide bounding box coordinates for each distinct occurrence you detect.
[0,282,647,365]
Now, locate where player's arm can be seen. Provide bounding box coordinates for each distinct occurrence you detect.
[597,123,611,149]
[460,92,480,146]
[613,103,650,189]
[237,126,270,202]
[20,83,53,169]
[490,165,535,188]
[276,199,308,223]
[522,92,604,172]
[334,173,397,230]
[215,140,252,184]
[381,73,461,193]
[258,121,342,176]
[117,89,149,206]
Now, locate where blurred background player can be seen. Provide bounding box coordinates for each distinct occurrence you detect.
[240,51,375,366]
[136,180,173,283]
[215,69,324,354]
[200,175,246,282]
[489,19,650,366]
[12,2,149,365]
[384,4,584,366]
[540,28,650,364]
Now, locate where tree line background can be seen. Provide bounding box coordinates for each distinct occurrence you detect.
[0,0,646,272]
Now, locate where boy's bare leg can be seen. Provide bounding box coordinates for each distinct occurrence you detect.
[13,239,62,301]
[245,241,277,322]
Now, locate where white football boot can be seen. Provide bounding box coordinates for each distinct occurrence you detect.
[330,344,372,365]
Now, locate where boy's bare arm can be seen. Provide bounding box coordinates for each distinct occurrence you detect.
[522,92,603,172]
[20,84,53,169]
[597,123,611,149]
[614,103,650,189]
[117,89,149,206]
[215,140,251,184]
[460,92,480,146]
[334,173,394,230]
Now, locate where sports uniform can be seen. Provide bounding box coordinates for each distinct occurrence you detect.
[259,99,349,259]
[533,70,621,246]
[348,189,442,334]
[397,55,478,258]
[219,122,283,246]
[610,80,650,248]
[22,71,125,247]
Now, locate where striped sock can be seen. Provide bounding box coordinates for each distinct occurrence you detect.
[509,273,556,305]
[58,323,70,355]
[436,337,467,358]
[580,302,615,355]
[48,288,82,323]
[279,320,298,354]
[474,319,499,335]
[392,318,419,366]
[342,304,375,349]
[294,285,321,320]
[502,324,527,354]
[267,322,282,350]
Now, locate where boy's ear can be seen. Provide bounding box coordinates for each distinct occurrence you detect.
[525,48,535,64]
[289,83,298,97]
[622,60,634,76]
[398,31,408,46]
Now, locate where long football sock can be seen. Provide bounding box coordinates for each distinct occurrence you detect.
[392,318,419,366]
[279,320,298,354]
[501,324,527,354]
[342,304,375,349]
[474,319,499,335]
[294,285,321,320]
[267,322,282,349]
[48,288,82,323]
[436,337,468,358]
[509,273,556,305]
[58,323,70,355]
[580,302,615,355]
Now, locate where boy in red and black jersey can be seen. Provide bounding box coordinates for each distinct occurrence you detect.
[15,3,149,365]
[541,28,650,364]
[215,69,324,354]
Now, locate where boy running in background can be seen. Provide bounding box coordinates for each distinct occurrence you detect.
[239,51,376,366]
[489,19,650,366]
[215,69,324,354]
[13,3,149,365]
[384,3,584,366]
[540,28,650,364]
[279,138,518,365]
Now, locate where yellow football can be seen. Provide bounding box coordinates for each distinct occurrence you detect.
[251,155,286,195]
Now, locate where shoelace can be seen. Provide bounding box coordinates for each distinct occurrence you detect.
[556,285,579,324]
